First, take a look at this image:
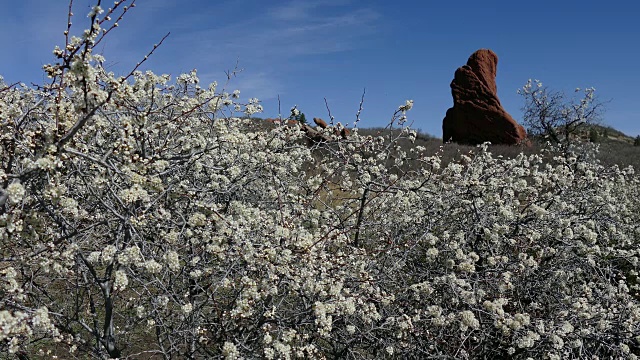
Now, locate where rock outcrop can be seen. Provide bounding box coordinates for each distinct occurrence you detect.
[442,49,527,145]
[301,123,331,143]
[265,118,299,126]
[313,117,328,129]
[263,117,350,145]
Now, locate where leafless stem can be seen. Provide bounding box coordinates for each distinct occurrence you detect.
[353,88,366,128]
[324,97,334,125]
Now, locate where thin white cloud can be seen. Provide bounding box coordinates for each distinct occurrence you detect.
[270,2,318,21]
[235,72,283,101]
[269,0,357,21]
[160,1,380,60]
[201,69,285,102]
[1,1,380,109]
[127,1,381,104]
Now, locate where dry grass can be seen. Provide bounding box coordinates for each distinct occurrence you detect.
[355,125,640,170]
[243,118,640,169]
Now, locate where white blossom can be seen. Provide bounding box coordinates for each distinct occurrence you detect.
[5,182,25,204]
[113,270,128,291]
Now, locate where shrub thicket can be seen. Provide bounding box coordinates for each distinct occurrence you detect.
[1,2,639,359]
[518,80,606,147]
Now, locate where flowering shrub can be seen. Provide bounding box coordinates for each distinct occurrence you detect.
[1,1,639,358]
[518,79,606,147]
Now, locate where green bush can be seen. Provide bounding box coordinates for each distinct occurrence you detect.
[589,127,600,143]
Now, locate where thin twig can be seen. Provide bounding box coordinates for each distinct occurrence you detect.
[324,97,334,125]
[354,88,366,128]
[121,32,170,82]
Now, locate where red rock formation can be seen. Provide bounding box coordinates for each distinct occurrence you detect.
[442,49,527,145]
[265,118,298,126]
[263,116,350,145]
[313,117,328,129]
[301,120,351,144]
[301,124,331,144]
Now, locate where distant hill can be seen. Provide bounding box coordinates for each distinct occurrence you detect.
[571,124,637,145]
[241,117,640,169]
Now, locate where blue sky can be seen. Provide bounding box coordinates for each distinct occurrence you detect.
[1,0,639,137]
